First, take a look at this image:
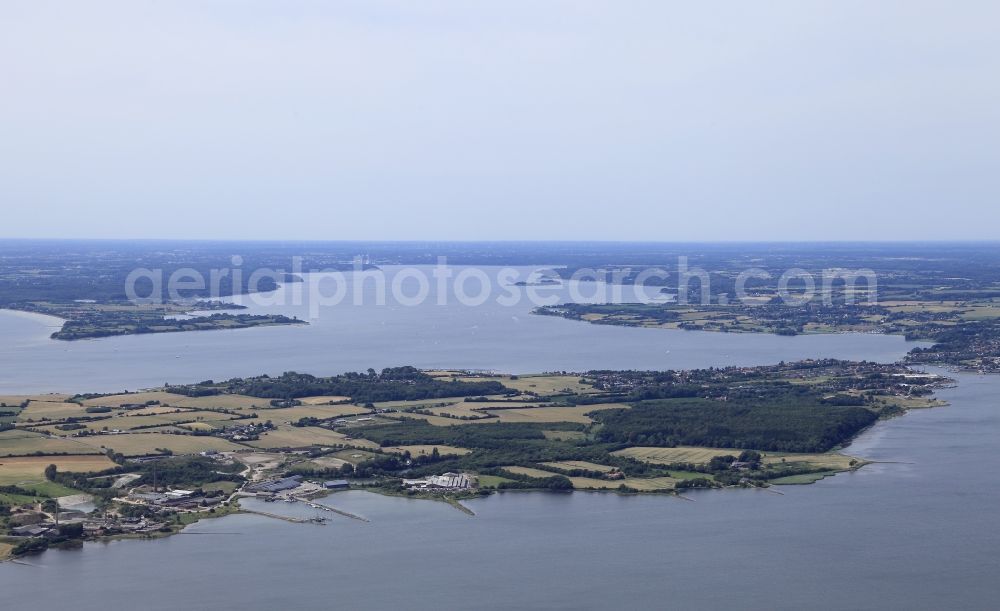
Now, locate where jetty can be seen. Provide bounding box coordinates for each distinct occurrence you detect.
[293,497,369,522]
[242,508,327,524]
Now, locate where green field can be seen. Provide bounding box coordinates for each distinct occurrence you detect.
[476,475,515,488]
[668,470,711,481]
[769,471,840,485]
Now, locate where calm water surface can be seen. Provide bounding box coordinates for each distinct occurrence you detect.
[0,267,922,394]
[1,268,988,609]
[1,370,997,610]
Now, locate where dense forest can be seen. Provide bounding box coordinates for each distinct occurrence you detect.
[589,395,878,453]
[52,312,304,340]
[167,366,511,403]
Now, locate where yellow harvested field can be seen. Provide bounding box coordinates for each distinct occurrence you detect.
[500,466,557,478]
[171,395,274,410]
[0,393,69,406]
[246,426,379,450]
[571,476,677,491]
[383,445,471,457]
[0,397,27,409]
[541,460,615,473]
[117,405,189,417]
[298,395,352,405]
[82,392,276,411]
[455,374,599,396]
[39,410,243,435]
[82,391,188,407]
[0,542,12,561]
[0,430,100,456]
[260,405,371,422]
[0,455,117,485]
[75,433,245,456]
[18,401,89,421]
[568,476,616,488]
[612,446,742,465]
[128,409,241,423]
[486,403,629,424]
[393,412,485,426]
[0,392,72,406]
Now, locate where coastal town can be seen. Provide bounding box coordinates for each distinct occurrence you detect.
[1,447,482,556]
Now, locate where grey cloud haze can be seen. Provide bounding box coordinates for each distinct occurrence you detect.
[1,1,998,240]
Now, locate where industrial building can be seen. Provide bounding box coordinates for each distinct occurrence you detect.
[402,472,473,491]
[246,475,304,493]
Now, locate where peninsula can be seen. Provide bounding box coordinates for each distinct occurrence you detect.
[7,300,306,341]
[1,362,949,559]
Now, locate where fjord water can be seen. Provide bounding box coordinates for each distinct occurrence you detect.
[1,266,986,610]
[0,267,921,394]
[2,370,998,610]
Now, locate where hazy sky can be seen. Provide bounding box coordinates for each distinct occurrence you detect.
[2,1,998,241]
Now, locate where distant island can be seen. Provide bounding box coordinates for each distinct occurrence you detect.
[1,362,948,560]
[5,300,306,340]
[534,300,1000,372]
[508,278,561,287]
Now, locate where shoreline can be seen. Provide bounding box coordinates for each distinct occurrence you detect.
[0,449,876,565]
[0,361,957,562]
[0,445,887,565]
